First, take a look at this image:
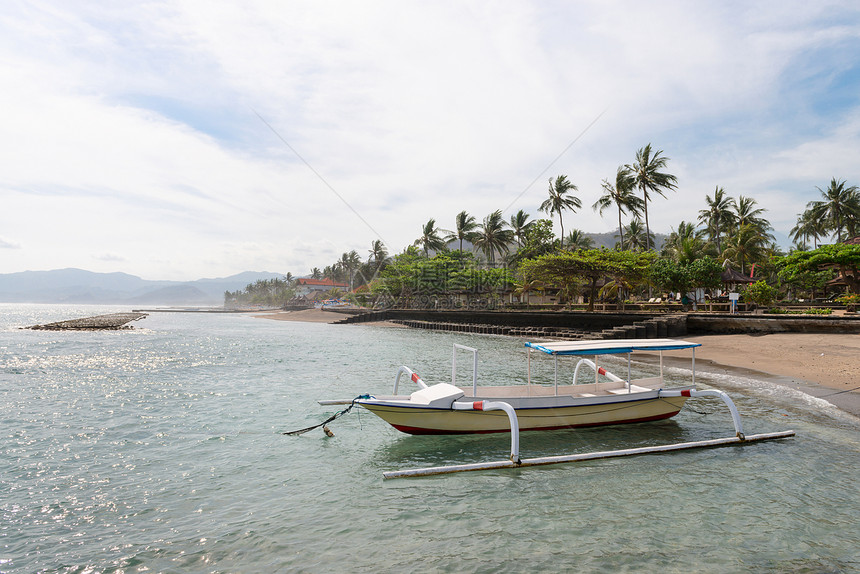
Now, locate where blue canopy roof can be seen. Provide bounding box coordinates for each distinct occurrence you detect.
[525,338,701,356]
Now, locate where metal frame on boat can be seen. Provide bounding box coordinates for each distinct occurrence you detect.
[318,338,794,478]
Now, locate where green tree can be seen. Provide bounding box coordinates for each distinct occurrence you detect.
[743,280,777,307]
[697,186,736,254]
[722,223,770,275]
[474,210,514,267]
[340,250,362,291]
[509,209,534,247]
[368,239,389,272]
[564,229,595,251]
[689,256,723,293]
[509,219,557,265]
[790,209,827,250]
[519,249,655,311]
[661,221,712,265]
[593,165,643,249]
[732,195,774,242]
[619,218,653,251]
[628,143,678,251]
[650,259,691,296]
[414,218,448,256]
[445,210,479,252]
[777,243,860,294]
[540,175,581,241]
[807,178,860,242]
[651,256,721,305]
[513,276,544,307]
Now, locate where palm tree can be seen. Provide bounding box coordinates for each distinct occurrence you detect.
[340,250,361,291]
[721,223,769,275]
[790,209,827,249]
[540,175,581,241]
[414,218,448,256]
[473,210,514,266]
[513,277,544,307]
[627,144,678,251]
[618,218,652,251]
[733,195,774,241]
[368,239,389,270]
[807,178,860,242]
[697,186,736,254]
[311,267,322,280]
[662,221,710,265]
[593,165,643,249]
[509,209,533,247]
[564,229,595,251]
[444,211,479,252]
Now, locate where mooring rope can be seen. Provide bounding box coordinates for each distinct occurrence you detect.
[282,395,371,436]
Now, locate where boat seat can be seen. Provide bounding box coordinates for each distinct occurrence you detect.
[578,393,596,397]
[410,383,465,408]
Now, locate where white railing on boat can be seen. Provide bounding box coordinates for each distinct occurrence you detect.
[392,366,428,394]
[452,344,479,395]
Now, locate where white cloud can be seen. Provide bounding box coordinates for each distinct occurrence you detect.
[0,237,21,249]
[1,0,859,279]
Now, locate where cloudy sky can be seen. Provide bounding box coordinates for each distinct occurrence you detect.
[1,1,859,280]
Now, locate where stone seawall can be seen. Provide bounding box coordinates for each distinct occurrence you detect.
[341,309,860,338]
[687,314,860,334]
[340,310,688,339]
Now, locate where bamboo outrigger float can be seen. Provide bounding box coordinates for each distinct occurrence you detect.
[318,339,795,478]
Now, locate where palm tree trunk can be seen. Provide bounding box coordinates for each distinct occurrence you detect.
[617,206,624,249]
[641,185,652,297]
[642,193,651,251]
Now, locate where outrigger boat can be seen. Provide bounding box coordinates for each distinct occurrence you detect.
[317,338,795,478]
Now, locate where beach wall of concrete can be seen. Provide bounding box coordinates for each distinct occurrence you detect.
[686,314,860,334]
[342,309,860,337]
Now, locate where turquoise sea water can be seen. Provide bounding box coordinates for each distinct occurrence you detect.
[2,304,859,573]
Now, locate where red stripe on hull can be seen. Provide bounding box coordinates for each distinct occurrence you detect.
[390,410,681,435]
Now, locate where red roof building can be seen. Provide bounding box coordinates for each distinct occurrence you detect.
[295,278,349,296]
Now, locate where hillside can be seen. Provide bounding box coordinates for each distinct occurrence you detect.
[0,269,285,304]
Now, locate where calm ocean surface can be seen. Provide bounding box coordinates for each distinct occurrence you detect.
[2,304,859,573]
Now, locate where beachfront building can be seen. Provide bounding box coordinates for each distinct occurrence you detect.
[294,278,349,298]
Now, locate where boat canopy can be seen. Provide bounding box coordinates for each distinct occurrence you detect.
[525,338,701,356]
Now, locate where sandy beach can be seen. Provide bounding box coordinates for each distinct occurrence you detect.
[254,309,346,324]
[662,333,860,417]
[256,310,860,417]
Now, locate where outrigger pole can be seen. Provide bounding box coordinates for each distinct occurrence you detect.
[382,388,794,479]
[382,430,796,479]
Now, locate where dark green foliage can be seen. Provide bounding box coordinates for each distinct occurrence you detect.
[743,280,777,307]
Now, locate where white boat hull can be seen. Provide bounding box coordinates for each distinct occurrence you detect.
[357,392,689,435]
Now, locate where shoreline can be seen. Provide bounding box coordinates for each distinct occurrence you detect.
[662,333,860,418]
[255,310,860,417]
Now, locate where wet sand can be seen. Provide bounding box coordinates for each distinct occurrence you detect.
[662,333,860,417]
[254,309,344,323]
[254,308,400,327]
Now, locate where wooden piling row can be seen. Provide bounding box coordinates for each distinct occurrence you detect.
[388,314,687,340]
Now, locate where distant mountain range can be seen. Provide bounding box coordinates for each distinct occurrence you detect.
[0,269,285,305]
